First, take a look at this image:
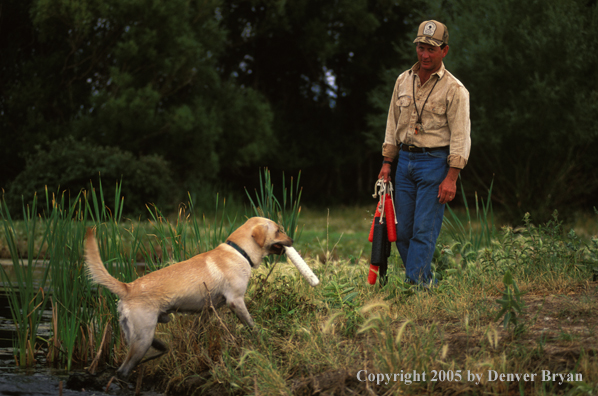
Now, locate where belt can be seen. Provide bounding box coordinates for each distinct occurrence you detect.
[400,144,449,153]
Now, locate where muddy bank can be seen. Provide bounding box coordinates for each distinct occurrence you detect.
[0,368,108,396]
[0,366,363,396]
[0,366,168,396]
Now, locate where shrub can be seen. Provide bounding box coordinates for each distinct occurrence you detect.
[5,137,176,218]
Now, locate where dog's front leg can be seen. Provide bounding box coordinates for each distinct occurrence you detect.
[227,297,255,328]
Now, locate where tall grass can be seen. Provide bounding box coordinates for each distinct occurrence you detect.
[442,178,496,265]
[245,168,303,240]
[45,189,91,369]
[0,181,139,368]
[45,181,138,370]
[1,174,597,394]
[244,168,303,287]
[144,193,238,270]
[0,193,52,366]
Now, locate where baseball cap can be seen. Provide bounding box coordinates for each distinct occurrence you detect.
[413,20,449,47]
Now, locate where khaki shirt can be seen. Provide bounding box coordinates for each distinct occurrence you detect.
[382,62,471,169]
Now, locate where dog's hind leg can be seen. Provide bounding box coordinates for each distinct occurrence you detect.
[117,329,154,379]
[139,338,168,364]
[116,309,159,379]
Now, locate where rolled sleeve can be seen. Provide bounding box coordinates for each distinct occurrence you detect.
[447,154,468,169]
[382,143,399,158]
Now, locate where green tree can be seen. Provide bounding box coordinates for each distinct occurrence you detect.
[218,0,420,201]
[0,0,275,203]
[444,0,598,221]
[0,1,47,184]
[6,137,176,217]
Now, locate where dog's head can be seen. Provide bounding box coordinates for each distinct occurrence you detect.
[228,217,293,260]
[250,218,293,255]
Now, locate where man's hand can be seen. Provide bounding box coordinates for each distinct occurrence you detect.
[378,163,391,183]
[438,167,460,204]
[378,157,394,182]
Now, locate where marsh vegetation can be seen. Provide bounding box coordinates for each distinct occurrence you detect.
[1,174,597,395]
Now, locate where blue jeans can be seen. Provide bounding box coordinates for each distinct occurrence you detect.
[394,148,449,284]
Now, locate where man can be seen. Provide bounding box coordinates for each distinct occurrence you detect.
[378,20,470,286]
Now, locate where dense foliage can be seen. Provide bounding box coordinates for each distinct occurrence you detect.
[0,0,274,214]
[446,0,598,221]
[6,137,176,216]
[1,0,597,219]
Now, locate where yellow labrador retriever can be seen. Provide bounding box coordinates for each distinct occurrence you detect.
[85,217,293,379]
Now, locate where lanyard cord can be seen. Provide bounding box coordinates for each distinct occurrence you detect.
[413,74,439,125]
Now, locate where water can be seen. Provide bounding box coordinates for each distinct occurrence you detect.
[0,292,163,396]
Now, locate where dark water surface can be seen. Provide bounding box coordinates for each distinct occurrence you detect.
[0,292,163,396]
[0,368,108,396]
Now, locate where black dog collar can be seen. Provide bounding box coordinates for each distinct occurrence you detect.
[225,240,256,268]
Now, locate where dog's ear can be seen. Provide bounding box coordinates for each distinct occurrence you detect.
[251,224,268,247]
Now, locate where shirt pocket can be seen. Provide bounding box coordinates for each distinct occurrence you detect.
[423,102,447,129]
[395,95,412,128]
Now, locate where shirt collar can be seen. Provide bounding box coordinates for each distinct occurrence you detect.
[410,61,446,80]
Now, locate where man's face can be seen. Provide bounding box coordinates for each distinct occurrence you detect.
[416,43,449,73]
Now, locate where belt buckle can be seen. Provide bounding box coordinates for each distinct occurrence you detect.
[408,145,417,152]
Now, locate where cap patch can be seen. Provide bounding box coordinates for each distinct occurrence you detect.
[423,22,437,36]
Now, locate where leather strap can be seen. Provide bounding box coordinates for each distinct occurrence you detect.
[401,145,449,153]
[225,240,255,268]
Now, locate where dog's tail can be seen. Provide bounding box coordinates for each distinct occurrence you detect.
[85,228,129,298]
